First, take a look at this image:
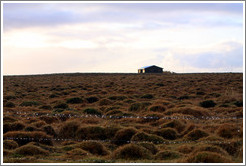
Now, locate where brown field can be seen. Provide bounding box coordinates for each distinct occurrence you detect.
[2,73,243,163]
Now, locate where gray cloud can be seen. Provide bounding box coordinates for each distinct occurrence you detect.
[176,42,243,70]
[3,3,243,31]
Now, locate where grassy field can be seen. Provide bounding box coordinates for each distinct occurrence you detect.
[3,73,243,163]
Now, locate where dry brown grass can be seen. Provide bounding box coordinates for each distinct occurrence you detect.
[3,73,243,163]
[112,144,152,160]
[184,151,232,163]
[14,144,49,156]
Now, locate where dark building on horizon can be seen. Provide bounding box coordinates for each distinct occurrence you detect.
[138,65,163,73]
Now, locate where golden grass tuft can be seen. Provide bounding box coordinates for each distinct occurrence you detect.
[185,129,209,141]
[3,140,19,150]
[113,127,137,145]
[112,144,152,160]
[77,141,109,156]
[76,126,106,140]
[131,132,165,144]
[4,131,53,146]
[155,150,182,160]
[58,120,80,138]
[161,120,186,133]
[184,152,232,163]
[14,144,49,156]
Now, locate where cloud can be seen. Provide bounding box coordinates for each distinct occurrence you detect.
[155,41,243,73]
[3,3,243,31]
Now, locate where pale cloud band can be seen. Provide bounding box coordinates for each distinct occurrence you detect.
[2,2,244,75]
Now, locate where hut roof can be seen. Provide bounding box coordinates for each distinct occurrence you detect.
[139,65,163,69]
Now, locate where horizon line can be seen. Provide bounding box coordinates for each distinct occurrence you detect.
[3,71,243,77]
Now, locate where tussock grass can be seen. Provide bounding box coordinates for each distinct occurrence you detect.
[14,144,49,156]
[112,144,152,160]
[113,127,137,145]
[3,73,243,163]
[3,131,53,146]
[161,120,186,133]
[155,128,178,140]
[77,141,109,156]
[184,152,231,163]
[155,150,182,160]
[58,120,80,138]
[185,129,209,141]
[131,132,165,144]
[3,140,19,150]
[76,126,106,140]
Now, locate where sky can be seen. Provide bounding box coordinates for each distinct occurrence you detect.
[2,2,244,75]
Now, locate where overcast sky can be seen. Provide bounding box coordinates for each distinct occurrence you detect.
[2,2,244,75]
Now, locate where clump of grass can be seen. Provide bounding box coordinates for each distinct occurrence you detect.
[141,94,154,99]
[86,96,99,103]
[196,91,205,95]
[3,116,17,123]
[39,105,52,110]
[106,110,123,116]
[20,101,40,107]
[185,152,231,163]
[53,103,68,109]
[212,140,242,156]
[149,105,166,112]
[24,125,38,132]
[99,99,112,106]
[108,95,127,101]
[49,94,59,98]
[76,126,106,140]
[137,142,158,154]
[5,95,16,100]
[162,120,186,133]
[66,97,83,104]
[42,125,57,136]
[104,126,122,139]
[155,128,178,140]
[39,116,59,124]
[14,144,49,156]
[156,83,164,87]
[185,129,209,141]
[216,124,239,139]
[61,141,77,146]
[131,132,164,144]
[112,144,152,160]
[53,108,65,113]
[4,102,15,108]
[3,121,26,133]
[106,106,120,112]
[155,150,182,160]
[83,108,102,115]
[129,102,151,112]
[113,127,137,145]
[234,100,243,107]
[200,100,216,108]
[3,140,19,150]
[3,131,52,146]
[180,124,196,137]
[31,120,46,128]
[58,120,80,138]
[77,141,109,156]
[62,145,74,151]
[178,95,190,100]
[193,145,229,156]
[177,144,194,154]
[165,107,209,117]
[66,148,89,157]
[3,149,12,156]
